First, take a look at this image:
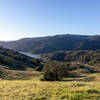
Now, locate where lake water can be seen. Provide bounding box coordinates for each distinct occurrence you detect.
[19,52,41,59]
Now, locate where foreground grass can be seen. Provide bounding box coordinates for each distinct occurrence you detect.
[0,73,100,100]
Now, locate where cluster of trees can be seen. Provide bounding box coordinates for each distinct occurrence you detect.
[40,61,68,81]
[39,59,99,81]
[42,50,100,67]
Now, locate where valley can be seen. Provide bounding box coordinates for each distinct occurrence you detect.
[19,52,41,59]
[0,0,100,99]
[0,34,99,100]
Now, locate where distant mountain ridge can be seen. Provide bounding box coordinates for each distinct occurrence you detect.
[0,34,100,54]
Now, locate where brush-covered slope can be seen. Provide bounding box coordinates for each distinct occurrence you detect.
[76,36,100,50]
[42,50,100,67]
[42,50,100,74]
[0,34,100,54]
[0,46,41,70]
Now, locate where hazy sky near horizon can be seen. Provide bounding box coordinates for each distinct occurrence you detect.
[0,0,100,40]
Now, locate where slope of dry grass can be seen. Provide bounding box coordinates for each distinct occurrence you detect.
[0,73,100,100]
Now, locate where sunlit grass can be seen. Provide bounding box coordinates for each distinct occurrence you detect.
[0,73,100,100]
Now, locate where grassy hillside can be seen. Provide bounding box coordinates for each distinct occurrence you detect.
[0,66,41,80]
[0,44,100,100]
[0,48,99,100]
[0,73,100,100]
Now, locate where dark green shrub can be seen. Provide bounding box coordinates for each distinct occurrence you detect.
[40,61,68,81]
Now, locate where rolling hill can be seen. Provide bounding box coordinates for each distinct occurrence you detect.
[42,50,100,66]
[42,50,100,74]
[0,34,100,54]
[0,46,41,70]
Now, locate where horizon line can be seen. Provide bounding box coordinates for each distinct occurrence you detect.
[0,33,99,41]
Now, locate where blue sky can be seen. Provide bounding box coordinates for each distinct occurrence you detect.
[0,0,100,40]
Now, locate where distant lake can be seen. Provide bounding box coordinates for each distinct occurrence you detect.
[19,52,41,59]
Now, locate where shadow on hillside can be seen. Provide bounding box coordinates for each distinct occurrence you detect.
[62,75,95,82]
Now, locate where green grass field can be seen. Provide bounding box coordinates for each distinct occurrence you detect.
[0,72,100,100]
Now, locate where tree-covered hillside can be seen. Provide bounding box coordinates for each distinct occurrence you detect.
[0,46,41,70]
[0,34,100,54]
[42,50,100,68]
